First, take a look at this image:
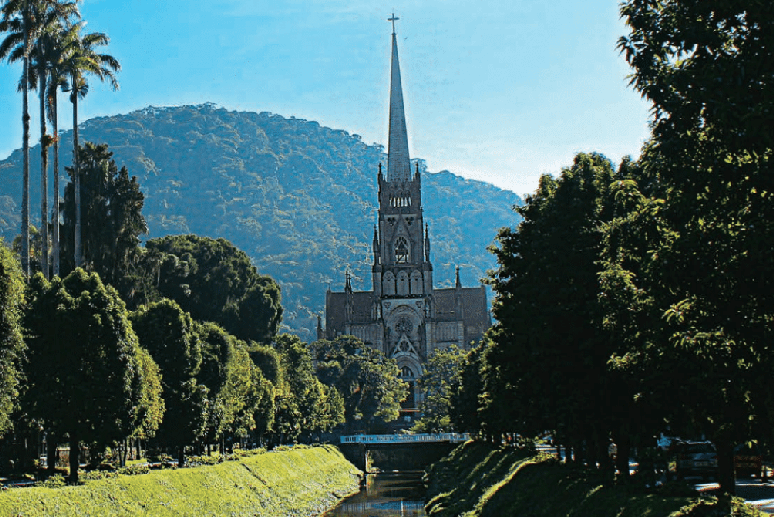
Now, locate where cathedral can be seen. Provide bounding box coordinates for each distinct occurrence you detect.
[321,20,491,413]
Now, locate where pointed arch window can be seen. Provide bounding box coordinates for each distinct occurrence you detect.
[395,236,409,263]
[397,271,409,295]
[383,271,395,295]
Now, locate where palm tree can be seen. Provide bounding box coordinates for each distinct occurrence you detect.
[0,0,32,275]
[28,7,77,279]
[36,19,78,277]
[2,0,78,277]
[61,22,119,267]
[45,22,77,277]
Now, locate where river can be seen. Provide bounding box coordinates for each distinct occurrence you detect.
[321,471,427,516]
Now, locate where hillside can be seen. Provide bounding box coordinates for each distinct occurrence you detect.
[0,104,521,341]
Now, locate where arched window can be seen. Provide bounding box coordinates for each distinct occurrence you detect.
[397,271,409,295]
[383,272,395,295]
[395,237,409,263]
[401,366,414,379]
[410,271,423,294]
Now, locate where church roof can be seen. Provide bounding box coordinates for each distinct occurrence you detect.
[433,287,491,327]
[387,31,412,183]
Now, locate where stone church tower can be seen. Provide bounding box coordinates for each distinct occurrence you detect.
[323,20,491,416]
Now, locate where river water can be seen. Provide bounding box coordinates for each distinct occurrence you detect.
[321,471,427,516]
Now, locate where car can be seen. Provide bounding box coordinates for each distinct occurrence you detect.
[675,441,717,479]
[734,443,763,479]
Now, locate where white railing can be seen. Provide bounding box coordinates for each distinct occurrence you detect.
[340,433,470,444]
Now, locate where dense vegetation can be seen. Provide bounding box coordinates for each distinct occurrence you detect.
[436,0,774,499]
[424,442,760,517]
[0,104,521,340]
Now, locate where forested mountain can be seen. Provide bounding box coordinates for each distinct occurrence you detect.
[0,104,521,341]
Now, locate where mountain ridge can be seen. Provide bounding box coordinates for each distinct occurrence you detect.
[0,104,521,341]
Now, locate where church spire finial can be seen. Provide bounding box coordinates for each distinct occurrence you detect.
[386,14,411,183]
[388,13,399,35]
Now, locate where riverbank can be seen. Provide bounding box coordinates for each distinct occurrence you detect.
[424,441,761,517]
[0,444,361,516]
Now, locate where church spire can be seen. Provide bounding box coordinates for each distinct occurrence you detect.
[387,14,411,183]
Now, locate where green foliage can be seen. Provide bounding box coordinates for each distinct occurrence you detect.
[599,0,774,493]
[311,335,407,432]
[129,299,207,460]
[0,239,25,436]
[272,334,344,440]
[0,105,520,340]
[196,321,274,441]
[60,142,147,286]
[449,339,488,435]
[133,234,282,345]
[484,153,622,449]
[23,269,161,483]
[413,344,467,433]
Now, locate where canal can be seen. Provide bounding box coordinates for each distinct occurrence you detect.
[321,471,427,516]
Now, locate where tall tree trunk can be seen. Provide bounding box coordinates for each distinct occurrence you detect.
[21,2,30,276]
[68,433,80,484]
[46,432,57,475]
[613,425,631,481]
[716,439,736,495]
[39,55,49,279]
[51,91,60,277]
[72,88,81,268]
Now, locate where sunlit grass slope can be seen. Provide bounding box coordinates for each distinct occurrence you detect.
[425,441,761,517]
[0,445,360,516]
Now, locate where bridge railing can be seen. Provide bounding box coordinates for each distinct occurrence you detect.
[340,433,470,444]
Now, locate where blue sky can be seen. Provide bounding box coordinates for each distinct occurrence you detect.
[0,0,652,197]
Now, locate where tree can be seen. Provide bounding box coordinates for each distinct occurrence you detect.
[137,235,282,344]
[413,344,467,433]
[130,299,207,466]
[44,19,81,277]
[312,335,407,433]
[27,1,78,279]
[617,0,774,494]
[60,142,147,286]
[24,269,162,483]
[0,239,25,436]
[196,321,274,452]
[272,334,344,442]
[1,0,33,275]
[484,153,623,464]
[59,21,119,267]
[415,347,459,434]
[449,339,488,435]
[247,342,281,443]
[1,0,79,277]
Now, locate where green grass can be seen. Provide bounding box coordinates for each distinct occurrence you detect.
[0,445,360,516]
[424,441,762,517]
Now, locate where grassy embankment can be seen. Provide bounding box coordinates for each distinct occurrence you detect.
[0,445,360,516]
[425,441,762,517]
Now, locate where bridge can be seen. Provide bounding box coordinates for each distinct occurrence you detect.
[339,433,470,471]
[340,432,469,445]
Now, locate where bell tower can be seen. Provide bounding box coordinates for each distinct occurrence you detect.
[372,19,433,301]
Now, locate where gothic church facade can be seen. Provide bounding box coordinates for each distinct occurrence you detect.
[322,23,490,408]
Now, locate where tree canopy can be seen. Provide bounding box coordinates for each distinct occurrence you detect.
[129,299,206,466]
[61,142,146,286]
[0,240,25,436]
[135,235,282,345]
[312,335,407,433]
[24,269,161,483]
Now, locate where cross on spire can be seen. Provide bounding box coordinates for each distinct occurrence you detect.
[388,13,399,34]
